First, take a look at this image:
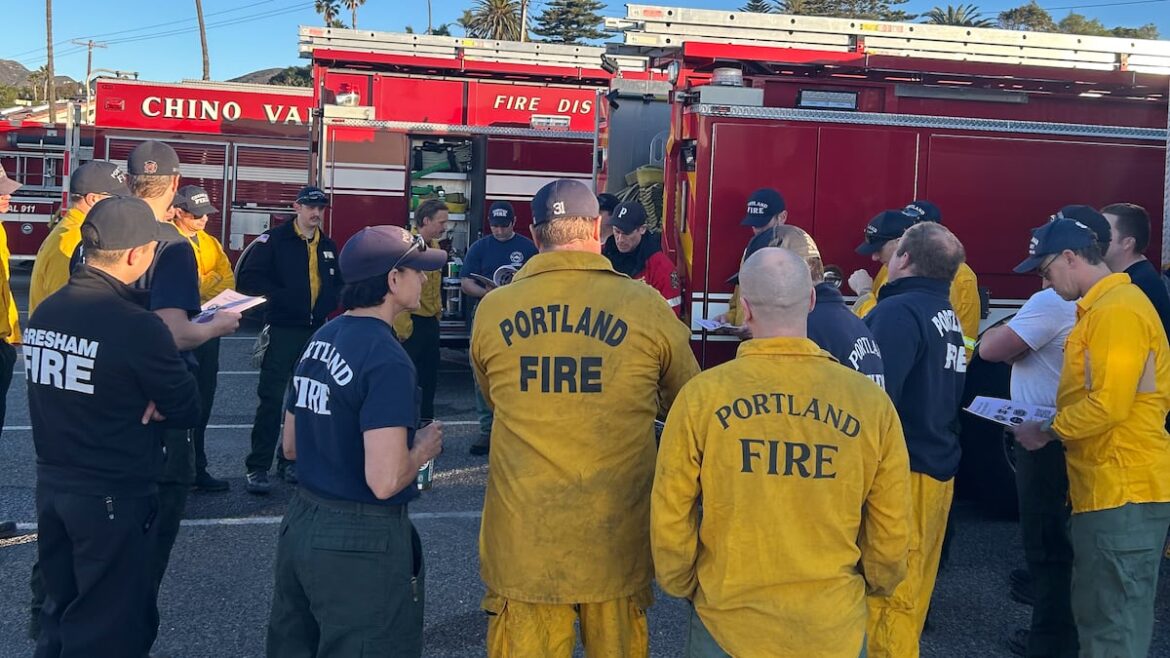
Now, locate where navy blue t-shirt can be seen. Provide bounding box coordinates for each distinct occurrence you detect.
[807,282,885,388]
[463,233,538,281]
[1125,260,1170,343]
[72,224,201,315]
[286,314,420,506]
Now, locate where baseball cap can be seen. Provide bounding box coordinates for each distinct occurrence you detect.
[611,202,647,233]
[296,185,329,206]
[127,140,181,176]
[81,196,167,250]
[597,193,620,214]
[856,210,916,255]
[488,201,515,226]
[339,225,447,283]
[1013,217,1097,273]
[70,161,130,196]
[741,188,786,228]
[904,200,941,224]
[173,185,219,216]
[1055,205,1110,245]
[727,225,821,284]
[531,179,599,225]
[0,164,21,196]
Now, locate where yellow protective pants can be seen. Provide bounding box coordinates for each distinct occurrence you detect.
[483,588,652,658]
[866,472,954,658]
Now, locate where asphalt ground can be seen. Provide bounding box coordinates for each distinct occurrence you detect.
[2,267,1170,657]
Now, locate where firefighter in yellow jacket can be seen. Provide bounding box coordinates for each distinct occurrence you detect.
[29,161,130,313]
[652,246,911,658]
[471,179,700,657]
[850,201,981,355]
[393,198,448,419]
[1012,217,1170,658]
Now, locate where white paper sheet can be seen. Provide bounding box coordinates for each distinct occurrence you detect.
[964,395,1056,427]
[194,289,267,323]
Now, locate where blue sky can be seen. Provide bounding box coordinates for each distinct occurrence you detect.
[4,0,1168,83]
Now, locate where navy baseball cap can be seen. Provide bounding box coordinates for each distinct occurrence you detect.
[1055,205,1110,245]
[340,225,448,283]
[70,161,129,196]
[127,140,181,176]
[81,196,167,250]
[856,210,916,255]
[611,201,647,233]
[488,201,515,226]
[0,164,22,196]
[597,193,620,214]
[531,179,599,225]
[296,186,329,206]
[174,185,218,216]
[904,200,941,224]
[741,188,786,228]
[1014,217,1097,273]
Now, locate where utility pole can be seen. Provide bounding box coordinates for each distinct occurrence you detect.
[520,0,529,42]
[71,39,106,124]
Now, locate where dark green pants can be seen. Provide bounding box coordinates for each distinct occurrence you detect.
[267,489,425,658]
[1070,502,1170,658]
[192,337,221,476]
[246,325,315,474]
[402,315,440,420]
[1014,440,1077,657]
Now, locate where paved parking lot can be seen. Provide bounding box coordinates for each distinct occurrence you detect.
[2,268,1169,657]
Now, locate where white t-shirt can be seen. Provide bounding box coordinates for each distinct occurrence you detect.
[1007,288,1077,406]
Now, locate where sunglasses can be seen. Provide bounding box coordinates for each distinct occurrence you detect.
[1038,254,1059,280]
[391,234,428,272]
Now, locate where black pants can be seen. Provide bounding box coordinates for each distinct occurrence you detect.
[0,340,15,431]
[402,315,440,420]
[192,337,221,476]
[35,486,159,658]
[246,325,315,474]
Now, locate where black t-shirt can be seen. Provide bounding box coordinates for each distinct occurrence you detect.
[286,315,420,505]
[1125,260,1170,343]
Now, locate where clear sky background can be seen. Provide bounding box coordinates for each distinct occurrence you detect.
[3,0,1168,84]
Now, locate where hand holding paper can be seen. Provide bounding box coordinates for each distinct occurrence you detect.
[194,289,266,324]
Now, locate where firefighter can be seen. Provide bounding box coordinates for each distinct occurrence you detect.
[1013,217,1170,658]
[393,198,448,421]
[979,279,1077,658]
[460,201,538,456]
[848,208,917,318]
[266,225,446,658]
[27,196,201,658]
[652,245,911,658]
[851,201,981,356]
[1101,202,1170,338]
[716,187,787,329]
[173,185,235,492]
[0,164,21,545]
[863,222,967,658]
[602,201,682,317]
[470,179,699,657]
[597,192,620,240]
[29,161,130,314]
[238,185,342,494]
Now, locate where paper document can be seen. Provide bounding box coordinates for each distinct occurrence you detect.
[696,318,733,331]
[194,289,266,323]
[964,396,1056,427]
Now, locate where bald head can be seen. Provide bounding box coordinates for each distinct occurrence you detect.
[739,247,814,337]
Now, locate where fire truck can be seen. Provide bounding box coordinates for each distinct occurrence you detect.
[597,4,1170,514]
[0,78,314,262]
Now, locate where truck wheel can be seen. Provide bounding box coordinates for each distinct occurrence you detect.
[957,332,1019,520]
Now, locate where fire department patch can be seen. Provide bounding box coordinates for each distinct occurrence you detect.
[670,271,681,290]
[143,160,158,174]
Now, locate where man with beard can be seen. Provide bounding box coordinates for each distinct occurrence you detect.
[602,201,681,317]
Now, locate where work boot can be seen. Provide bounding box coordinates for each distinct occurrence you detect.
[1010,568,1035,606]
[278,462,298,485]
[245,471,271,495]
[1007,628,1029,656]
[193,471,230,493]
[469,433,490,456]
[0,520,16,539]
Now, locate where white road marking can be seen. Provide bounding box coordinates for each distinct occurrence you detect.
[2,421,480,431]
[9,510,483,533]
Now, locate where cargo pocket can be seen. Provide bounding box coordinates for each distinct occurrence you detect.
[309,526,395,622]
[482,592,509,658]
[1095,531,1160,627]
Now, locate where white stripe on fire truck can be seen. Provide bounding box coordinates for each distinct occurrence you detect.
[235,166,308,185]
[110,160,224,181]
[326,165,406,192]
[485,168,594,178]
[485,172,590,197]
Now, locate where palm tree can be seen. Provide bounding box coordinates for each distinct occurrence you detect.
[195,0,210,80]
[342,0,365,29]
[465,0,525,40]
[27,66,48,103]
[46,0,57,122]
[923,4,994,27]
[315,0,341,27]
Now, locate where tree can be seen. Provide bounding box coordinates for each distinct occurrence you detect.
[46,0,57,122]
[269,66,312,87]
[1111,24,1159,39]
[997,1,1055,31]
[1056,12,1110,36]
[465,0,525,40]
[315,0,342,27]
[342,0,365,29]
[776,0,810,13]
[26,66,48,103]
[195,0,210,81]
[0,85,19,108]
[532,0,611,44]
[741,0,775,11]
[791,0,915,22]
[433,23,453,36]
[923,4,993,27]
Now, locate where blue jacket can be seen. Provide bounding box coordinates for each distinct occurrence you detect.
[865,276,966,481]
[807,282,885,388]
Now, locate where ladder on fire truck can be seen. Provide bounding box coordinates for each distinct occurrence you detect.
[606,4,1170,74]
[298,26,651,73]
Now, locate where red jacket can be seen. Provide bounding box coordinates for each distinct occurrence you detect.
[637,250,683,317]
